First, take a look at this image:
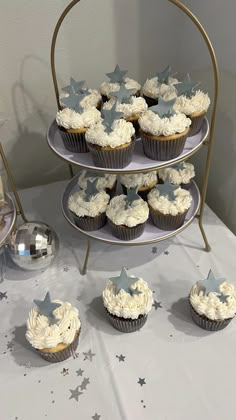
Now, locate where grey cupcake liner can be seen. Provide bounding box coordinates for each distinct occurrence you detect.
[142,94,158,108]
[141,130,188,161]
[72,212,107,231]
[108,218,145,240]
[105,308,147,333]
[86,138,135,169]
[59,128,89,153]
[189,113,205,137]
[189,300,233,331]
[149,206,188,231]
[121,184,152,201]
[37,330,80,363]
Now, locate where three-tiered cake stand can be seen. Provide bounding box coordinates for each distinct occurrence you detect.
[47,0,219,274]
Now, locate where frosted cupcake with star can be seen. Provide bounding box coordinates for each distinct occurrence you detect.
[85,103,135,169]
[68,179,110,231]
[78,170,117,198]
[158,161,195,190]
[59,77,102,110]
[120,171,158,201]
[189,270,236,331]
[106,187,149,240]
[139,97,191,161]
[99,64,141,102]
[148,181,192,230]
[26,292,81,363]
[103,268,153,332]
[142,65,179,107]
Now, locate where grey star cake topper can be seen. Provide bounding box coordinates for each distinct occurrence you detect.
[150,97,176,119]
[85,170,105,179]
[125,186,141,209]
[62,77,86,94]
[110,83,136,104]
[61,89,87,113]
[173,162,185,171]
[155,180,179,201]
[157,65,177,84]
[85,179,99,201]
[198,269,226,296]
[110,267,141,296]
[106,64,128,83]
[175,73,200,99]
[218,293,230,303]
[34,292,61,322]
[101,102,123,133]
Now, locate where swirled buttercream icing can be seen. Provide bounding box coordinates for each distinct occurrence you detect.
[103,278,153,319]
[68,190,110,217]
[103,96,147,118]
[26,300,81,350]
[120,171,157,189]
[85,119,135,148]
[100,77,141,98]
[158,162,195,185]
[60,88,101,109]
[56,107,101,130]
[174,90,210,115]
[106,195,149,227]
[78,171,116,191]
[148,187,192,216]
[142,76,178,99]
[139,110,191,136]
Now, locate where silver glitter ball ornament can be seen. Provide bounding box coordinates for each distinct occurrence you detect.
[8,221,59,271]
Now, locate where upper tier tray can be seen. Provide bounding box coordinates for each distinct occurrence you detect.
[0,193,17,248]
[47,118,209,174]
[61,175,200,246]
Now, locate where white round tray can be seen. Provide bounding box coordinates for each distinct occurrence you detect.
[61,175,201,246]
[47,118,209,174]
[0,194,17,248]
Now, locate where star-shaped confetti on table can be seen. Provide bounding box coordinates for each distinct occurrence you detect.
[157,65,176,84]
[0,291,7,300]
[155,180,179,201]
[106,64,127,83]
[92,414,101,420]
[34,292,61,323]
[7,340,14,351]
[69,386,83,402]
[85,179,99,202]
[80,377,90,391]
[76,368,84,376]
[138,378,146,387]
[175,73,200,99]
[110,267,140,296]
[125,186,141,209]
[63,267,69,272]
[150,97,176,118]
[152,300,162,310]
[116,354,125,362]
[164,251,169,255]
[61,89,87,113]
[62,77,86,94]
[110,83,136,103]
[61,368,69,376]
[152,247,157,254]
[198,269,225,296]
[101,102,123,133]
[83,349,96,362]
[218,294,230,303]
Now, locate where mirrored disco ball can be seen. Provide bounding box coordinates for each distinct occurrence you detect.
[8,221,59,271]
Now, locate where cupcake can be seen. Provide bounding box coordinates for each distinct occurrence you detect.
[189,270,236,331]
[120,171,158,201]
[158,161,195,190]
[60,77,102,110]
[68,179,110,231]
[103,267,153,332]
[78,170,117,198]
[142,65,179,107]
[57,89,101,153]
[85,103,135,168]
[106,187,149,240]
[26,292,81,363]
[174,74,210,136]
[147,180,192,230]
[139,97,191,161]
[100,64,141,102]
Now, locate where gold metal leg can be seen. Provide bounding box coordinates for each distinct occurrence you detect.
[81,239,90,275]
[198,217,211,252]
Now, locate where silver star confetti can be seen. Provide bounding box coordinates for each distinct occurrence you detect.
[76,368,84,376]
[138,378,146,387]
[80,377,90,391]
[92,414,101,420]
[152,300,162,310]
[0,291,7,300]
[116,354,125,362]
[83,349,96,362]
[69,386,83,402]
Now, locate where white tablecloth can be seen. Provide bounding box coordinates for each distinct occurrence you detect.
[0,180,236,420]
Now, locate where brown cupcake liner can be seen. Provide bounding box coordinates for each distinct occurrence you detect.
[141,130,188,161]
[142,94,158,108]
[149,206,188,230]
[121,184,152,201]
[189,300,233,331]
[105,308,147,333]
[37,330,80,363]
[189,113,205,137]
[86,138,135,169]
[108,218,145,240]
[59,128,89,153]
[72,212,107,231]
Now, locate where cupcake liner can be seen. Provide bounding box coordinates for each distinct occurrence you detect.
[142,94,158,108]
[59,128,89,153]
[86,138,135,169]
[121,184,152,201]
[105,308,147,333]
[37,330,80,363]
[108,218,145,240]
[149,206,188,231]
[141,130,188,161]
[189,301,233,331]
[72,212,107,231]
[189,113,205,137]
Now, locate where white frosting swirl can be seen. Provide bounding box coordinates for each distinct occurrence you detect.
[103,96,147,118]
[190,282,236,321]
[120,171,157,189]
[56,107,101,130]
[60,89,101,110]
[26,300,81,350]
[100,77,141,98]
[68,190,110,217]
[142,76,178,99]
[78,171,116,191]
[158,162,195,185]
[85,119,135,148]
[106,195,149,227]
[148,187,192,216]
[174,90,210,115]
[139,110,191,136]
[103,278,153,319]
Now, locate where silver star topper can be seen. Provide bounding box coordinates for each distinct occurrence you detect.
[173,162,185,171]
[157,65,177,84]
[61,89,88,113]
[110,267,141,296]
[125,186,141,209]
[62,77,86,94]
[106,64,128,83]
[218,293,230,304]
[155,181,179,201]
[175,73,200,99]
[101,102,123,133]
[198,269,226,296]
[110,83,136,104]
[85,179,99,202]
[34,292,61,323]
[150,97,176,119]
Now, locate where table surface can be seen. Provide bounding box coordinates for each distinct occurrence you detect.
[1,180,236,420]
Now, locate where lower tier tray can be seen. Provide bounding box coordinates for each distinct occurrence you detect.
[61,176,201,246]
[0,193,17,248]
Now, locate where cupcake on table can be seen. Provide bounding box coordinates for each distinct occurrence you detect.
[103,267,153,332]
[68,178,110,231]
[106,187,149,240]
[142,65,179,107]
[60,77,102,110]
[189,270,236,331]
[26,292,81,363]
[147,180,192,230]
[139,97,191,161]
[99,64,141,102]
[120,171,158,201]
[78,170,117,198]
[158,161,195,190]
[85,102,135,169]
